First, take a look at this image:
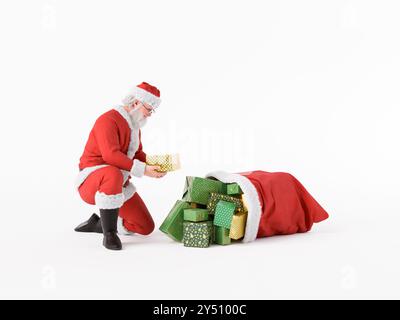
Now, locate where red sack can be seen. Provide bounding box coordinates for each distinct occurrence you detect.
[206,170,329,242]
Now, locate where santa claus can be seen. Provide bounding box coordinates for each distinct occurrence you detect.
[75,82,165,251]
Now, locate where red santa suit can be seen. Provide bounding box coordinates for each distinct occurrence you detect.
[76,105,154,235]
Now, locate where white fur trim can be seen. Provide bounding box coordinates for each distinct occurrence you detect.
[123,182,136,202]
[128,86,161,109]
[76,165,131,190]
[205,171,262,243]
[121,170,130,184]
[95,191,124,209]
[117,217,134,235]
[131,159,146,178]
[114,106,140,159]
[75,165,108,189]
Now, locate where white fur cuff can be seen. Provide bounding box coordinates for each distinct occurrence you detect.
[95,191,124,209]
[131,159,146,178]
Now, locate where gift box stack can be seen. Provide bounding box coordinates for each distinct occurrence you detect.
[160,176,248,248]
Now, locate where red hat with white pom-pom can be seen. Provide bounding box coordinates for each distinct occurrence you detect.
[123,82,161,109]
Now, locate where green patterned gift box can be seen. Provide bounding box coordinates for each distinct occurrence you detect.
[214,226,231,245]
[182,176,226,205]
[184,208,210,222]
[207,193,245,214]
[226,183,243,195]
[159,200,191,242]
[213,200,236,229]
[183,221,213,248]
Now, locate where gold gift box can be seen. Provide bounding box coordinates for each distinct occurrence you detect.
[146,154,181,172]
[229,212,248,240]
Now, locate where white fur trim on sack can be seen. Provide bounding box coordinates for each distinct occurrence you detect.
[128,86,161,109]
[205,171,262,243]
[95,191,124,210]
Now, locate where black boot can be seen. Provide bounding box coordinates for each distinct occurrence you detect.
[100,209,122,251]
[74,213,103,233]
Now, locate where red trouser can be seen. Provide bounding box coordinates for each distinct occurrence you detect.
[78,166,155,235]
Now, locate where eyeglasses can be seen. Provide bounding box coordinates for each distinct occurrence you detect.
[141,102,155,114]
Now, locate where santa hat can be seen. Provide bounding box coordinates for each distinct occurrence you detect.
[123,82,161,109]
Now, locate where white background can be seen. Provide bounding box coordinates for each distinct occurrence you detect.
[0,0,399,299]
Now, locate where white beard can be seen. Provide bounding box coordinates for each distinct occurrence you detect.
[129,107,147,128]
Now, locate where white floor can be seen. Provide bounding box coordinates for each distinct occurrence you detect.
[2,213,399,300]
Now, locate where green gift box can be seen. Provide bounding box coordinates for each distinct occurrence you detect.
[226,183,243,195]
[182,176,226,205]
[183,221,213,248]
[207,193,245,214]
[159,200,191,242]
[184,208,210,222]
[214,200,236,229]
[214,226,231,245]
